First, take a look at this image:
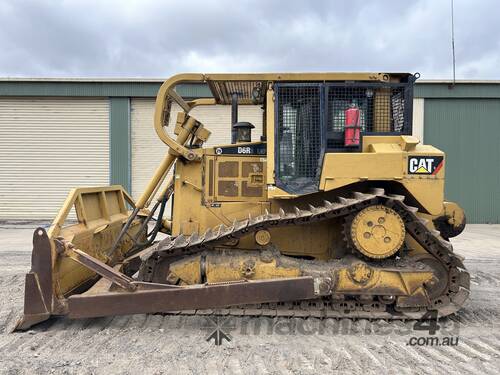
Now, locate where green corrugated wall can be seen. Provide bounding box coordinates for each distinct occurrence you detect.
[0,81,210,98]
[424,99,500,223]
[109,97,131,191]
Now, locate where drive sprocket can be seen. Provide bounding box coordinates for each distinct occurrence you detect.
[349,205,405,259]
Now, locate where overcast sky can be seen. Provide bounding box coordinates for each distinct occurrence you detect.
[0,0,498,79]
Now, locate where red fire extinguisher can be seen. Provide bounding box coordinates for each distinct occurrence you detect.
[344,104,361,147]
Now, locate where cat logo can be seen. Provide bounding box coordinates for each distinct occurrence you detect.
[408,156,444,175]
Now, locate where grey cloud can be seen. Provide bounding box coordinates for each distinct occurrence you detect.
[0,0,498,79]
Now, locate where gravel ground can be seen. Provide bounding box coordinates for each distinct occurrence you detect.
[0,222,499,374]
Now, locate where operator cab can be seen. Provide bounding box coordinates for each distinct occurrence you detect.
[274,74,418,194]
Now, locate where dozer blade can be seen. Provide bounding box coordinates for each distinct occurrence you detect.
[15,185,145,330]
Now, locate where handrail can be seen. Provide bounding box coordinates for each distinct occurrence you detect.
[153,74,215,149]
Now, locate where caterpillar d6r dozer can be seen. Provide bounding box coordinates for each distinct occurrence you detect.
[16,72,470,330]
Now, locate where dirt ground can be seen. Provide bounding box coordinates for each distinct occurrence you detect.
[0,222,499,374]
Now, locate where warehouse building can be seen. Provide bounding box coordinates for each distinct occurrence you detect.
[0,78,499,223]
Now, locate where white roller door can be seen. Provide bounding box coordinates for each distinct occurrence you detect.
[0,98,109,220]
[412,98,425,142]
[131,99,263,212]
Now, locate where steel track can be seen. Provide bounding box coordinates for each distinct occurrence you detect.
[139,188,470,319]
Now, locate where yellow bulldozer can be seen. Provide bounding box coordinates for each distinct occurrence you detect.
[15,72,469,330]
